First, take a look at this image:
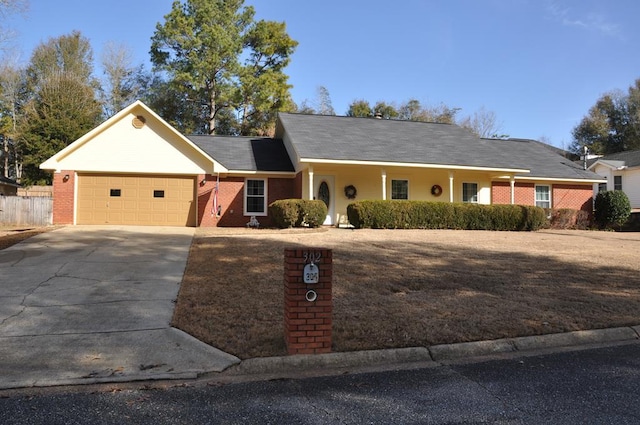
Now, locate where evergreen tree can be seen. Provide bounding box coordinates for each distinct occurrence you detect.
[150,0,297,135]
[18,31,102,184]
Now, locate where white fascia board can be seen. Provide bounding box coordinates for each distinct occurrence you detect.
[513,176,607,183]
[222,170,296,177]
[299,158,530,174]
[588,160,625,171]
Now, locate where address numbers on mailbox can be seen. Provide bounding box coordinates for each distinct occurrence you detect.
[303,263,319,284]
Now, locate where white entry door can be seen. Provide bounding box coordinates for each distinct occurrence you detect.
[314,175,334,225]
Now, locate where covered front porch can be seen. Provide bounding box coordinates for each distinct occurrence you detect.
[300,163,526,226]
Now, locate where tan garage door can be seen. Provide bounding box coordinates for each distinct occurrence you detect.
[77,174,196,226]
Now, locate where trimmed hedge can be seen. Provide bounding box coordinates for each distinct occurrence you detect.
[346,200,547,231]
[594,190,631,229]
[269,199,328,228]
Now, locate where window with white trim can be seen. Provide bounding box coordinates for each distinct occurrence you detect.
[598,182,607,193]
[462,182,478,203]
[244,178,267,216]
[614,175,622,191]
[535,185,551,209]
[391,179,408,200]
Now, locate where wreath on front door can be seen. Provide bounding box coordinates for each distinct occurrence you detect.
[344,185,357,199]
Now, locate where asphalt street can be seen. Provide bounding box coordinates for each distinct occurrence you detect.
[2,341,640,424]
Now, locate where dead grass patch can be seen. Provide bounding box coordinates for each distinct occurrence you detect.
[172,228,640,359]
[0,226,57,250]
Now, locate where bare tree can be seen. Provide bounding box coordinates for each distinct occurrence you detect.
[101,41,147,116]
[0,57,24,179]
[0,0,28,50]
[459,106,505,138]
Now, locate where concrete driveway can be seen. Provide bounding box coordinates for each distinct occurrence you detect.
[0,226,239,390]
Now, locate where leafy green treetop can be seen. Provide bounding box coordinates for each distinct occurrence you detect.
[150,0,297,135]
[571,79,640,155]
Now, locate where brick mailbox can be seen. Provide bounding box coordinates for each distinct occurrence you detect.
[284,248,332,355]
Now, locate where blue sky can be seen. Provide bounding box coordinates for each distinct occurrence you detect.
[3,0,638,149]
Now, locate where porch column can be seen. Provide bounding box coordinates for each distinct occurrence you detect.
[381,169,387,200]
[448,172,454,203]
[308,166,314,200]
[510,177,515,205]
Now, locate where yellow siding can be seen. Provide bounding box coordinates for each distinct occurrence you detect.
[303,164,496,223]
[51,105,211,175]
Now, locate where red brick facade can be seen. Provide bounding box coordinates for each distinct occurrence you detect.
[52,171,75,224]
[284,248,332,355]
[197,174,295,227]
[492,181,593,212]
[552,184,593,212]
[491,181,511,204]
[50,171,594,227]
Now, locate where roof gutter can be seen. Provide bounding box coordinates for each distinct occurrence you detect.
[511,176,606,184]
[299,158,530,174]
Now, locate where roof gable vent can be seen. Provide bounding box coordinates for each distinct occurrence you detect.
[132,115,146,129]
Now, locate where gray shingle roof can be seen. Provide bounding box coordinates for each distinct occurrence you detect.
[487,138,603,180]
[188,135,295,172]
[277,113,603,180]
[595,150,640,168]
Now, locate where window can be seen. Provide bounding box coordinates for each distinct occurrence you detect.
[245,179,267,215]
[153,190,165,198]
[614,175,622,191]
[110,189,121,197]
[462,183,478,203]
[391,179,408,200]
[598,183,607,193]
[535,185,551,209]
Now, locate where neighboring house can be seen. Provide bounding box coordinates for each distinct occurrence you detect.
[40,101,605,227]
[588,150,640,211]
[0,176,20,196]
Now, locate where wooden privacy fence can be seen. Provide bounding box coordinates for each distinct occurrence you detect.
[0,196,53,226]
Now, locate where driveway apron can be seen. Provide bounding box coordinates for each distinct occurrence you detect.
[0,226,239,390]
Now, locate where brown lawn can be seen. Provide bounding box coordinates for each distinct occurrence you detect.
[172,227,640,359]
[0,226,56,250]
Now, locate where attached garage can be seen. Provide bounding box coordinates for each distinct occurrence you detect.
[77,174,196,226]
[40,102,223,227]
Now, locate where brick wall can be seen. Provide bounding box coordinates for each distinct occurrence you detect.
[514,182,535,205]
[491,182,535,206]
[284,248,332,355]
[553,184,593,212]
[492,181,594,212]
[52,171,74,224]
[491,181,511,204]
[197,175,296,227]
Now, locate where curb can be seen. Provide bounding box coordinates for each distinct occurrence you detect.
[227,347,432,376]
[223,326,640,377]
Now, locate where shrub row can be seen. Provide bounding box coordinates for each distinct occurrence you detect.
[269,199,327,228]
[547,208,591,230]
[346,200,547,231]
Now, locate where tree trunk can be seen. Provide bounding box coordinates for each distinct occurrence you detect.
[208,88,216,135]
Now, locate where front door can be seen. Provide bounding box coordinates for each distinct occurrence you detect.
[314,175,334,225]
